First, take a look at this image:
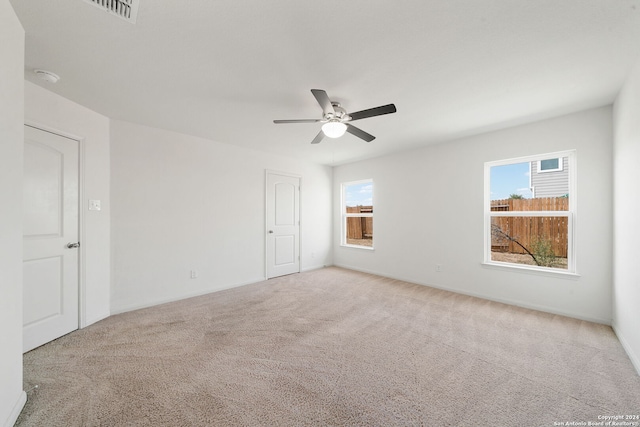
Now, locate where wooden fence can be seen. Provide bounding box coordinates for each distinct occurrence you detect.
[491,197,568,212]
[346,206,373,240]
[491,197,568,257]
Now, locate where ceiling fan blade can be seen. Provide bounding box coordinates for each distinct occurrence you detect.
[349,104,397,121]
[311,89,335,116]
[346,124,375,142]
[311,130,325,144]
[273,119,321,124]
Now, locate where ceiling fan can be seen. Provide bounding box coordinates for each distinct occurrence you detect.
[273,89,397,144]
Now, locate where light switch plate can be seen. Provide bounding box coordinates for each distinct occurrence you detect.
[89,199,101,211]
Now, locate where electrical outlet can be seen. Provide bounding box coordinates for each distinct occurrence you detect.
[88,199,101,211]
[190,270,198,279]
[436,264,442,272]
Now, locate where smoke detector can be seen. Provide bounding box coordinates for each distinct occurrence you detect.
[81,0,140,23]
[34,70,60,84]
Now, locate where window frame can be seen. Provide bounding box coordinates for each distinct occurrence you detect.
[537,157,563,173]
[484,150,577,275]
[341,179,374,250]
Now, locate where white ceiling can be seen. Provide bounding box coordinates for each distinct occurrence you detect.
[11,0,640,165]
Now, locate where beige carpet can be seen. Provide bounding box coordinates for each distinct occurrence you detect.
[17,267,640,426]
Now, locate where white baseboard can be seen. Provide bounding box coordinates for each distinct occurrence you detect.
[301,265,329,273]
[612,323,640,376]
[3,391,26,427]
[110,278,264,315]
[333,263,611,325]
[111,267,332,316]
[84,311,111,328]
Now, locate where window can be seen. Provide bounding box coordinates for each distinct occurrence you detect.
[485,151,576,273]
[341,180,374,248]
[538,157,563,173]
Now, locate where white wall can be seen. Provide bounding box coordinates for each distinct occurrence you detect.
[612,61,640,374]
[0,1,26,425]
[334,106,613,323]
[24,81,111,326]
[110,120,332,313]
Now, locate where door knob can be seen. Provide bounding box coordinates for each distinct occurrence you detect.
[66,242,80,249]
[268,230,274,234]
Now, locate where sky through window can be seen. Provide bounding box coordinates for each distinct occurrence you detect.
[345,182,373,207]
[490,162,532,200]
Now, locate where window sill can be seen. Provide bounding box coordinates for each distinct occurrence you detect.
[340,244,375,251]
[481,261,580,279]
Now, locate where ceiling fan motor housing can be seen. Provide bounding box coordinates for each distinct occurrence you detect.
[326,102,350,122]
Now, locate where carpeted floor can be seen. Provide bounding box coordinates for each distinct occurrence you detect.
[17,267,640,426]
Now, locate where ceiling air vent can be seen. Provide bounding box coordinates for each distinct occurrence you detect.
[82,0,139,23]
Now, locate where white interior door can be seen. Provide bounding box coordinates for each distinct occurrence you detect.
[266,172,300,279]
[23,125,79,352]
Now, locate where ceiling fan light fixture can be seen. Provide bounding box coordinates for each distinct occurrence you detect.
[322,121,347,138]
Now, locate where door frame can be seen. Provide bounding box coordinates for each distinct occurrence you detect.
[24,121,88,329]
[264,170,302,279]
